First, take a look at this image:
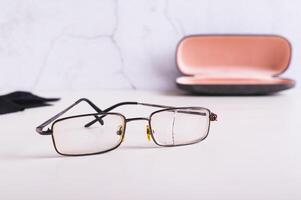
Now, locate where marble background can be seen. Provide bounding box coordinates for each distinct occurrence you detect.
[0,0,300,91]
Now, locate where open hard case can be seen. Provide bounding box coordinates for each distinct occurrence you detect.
[176,35,295,95]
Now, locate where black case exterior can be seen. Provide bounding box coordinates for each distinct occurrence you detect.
[176,82,295,95]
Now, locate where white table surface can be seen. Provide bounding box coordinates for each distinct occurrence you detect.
[0,89,300,200]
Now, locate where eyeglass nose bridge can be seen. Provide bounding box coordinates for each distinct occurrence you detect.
[125,117,154,142]
[125,117,149,122]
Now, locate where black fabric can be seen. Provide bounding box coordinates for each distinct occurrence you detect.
[0,91,60,114]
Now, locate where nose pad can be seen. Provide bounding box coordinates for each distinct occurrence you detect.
[146,125,152,142]
[116,125,124,141]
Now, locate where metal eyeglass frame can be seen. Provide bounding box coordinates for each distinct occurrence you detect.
[36,98,218,156]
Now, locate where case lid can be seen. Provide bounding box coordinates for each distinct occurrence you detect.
[176,35,291,78]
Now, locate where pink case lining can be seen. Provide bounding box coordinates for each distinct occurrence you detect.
[176,35,294,85]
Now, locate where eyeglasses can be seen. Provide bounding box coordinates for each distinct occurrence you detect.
[36,98,217,156]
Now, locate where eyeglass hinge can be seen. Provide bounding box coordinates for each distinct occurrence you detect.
[37,127,53,135]
[209,113,217,121]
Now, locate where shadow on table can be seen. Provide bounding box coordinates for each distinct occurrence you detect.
[120,145,161,150]
[0,145,162,160]
[0,153,62,160]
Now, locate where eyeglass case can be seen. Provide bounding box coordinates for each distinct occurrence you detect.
[176,35,295,95]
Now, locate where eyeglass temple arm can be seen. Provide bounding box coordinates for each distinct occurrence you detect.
[85,101,173,127]
[138,102,174,109]
[140,103,217,121]
[84,102,217,128]
[36,98,103,135]
[84,102,139,127]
